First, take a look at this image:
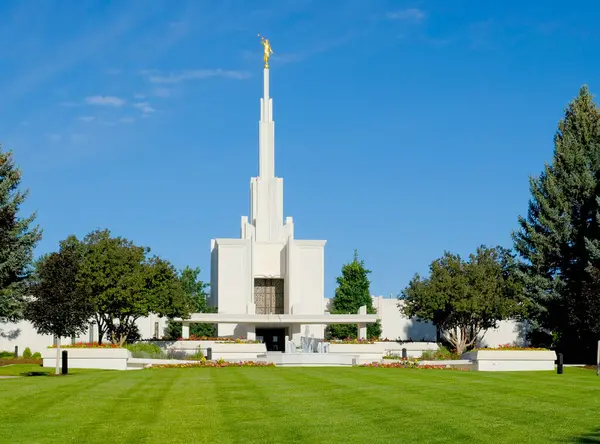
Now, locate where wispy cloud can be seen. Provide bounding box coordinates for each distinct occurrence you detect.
[85,96,126,107]
[78,116,96,122]
[70,134,86,144]
[120,117,135,124]
[386,8,426,23]
[144,69,250,84]
[133,102,155,115]
[153,88,171,98]
[46,133,62,142]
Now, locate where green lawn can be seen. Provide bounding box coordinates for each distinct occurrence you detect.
[1,365,600,443]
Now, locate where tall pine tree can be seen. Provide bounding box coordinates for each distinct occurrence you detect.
[513,85,600,362]
[326,250,381,340]
[0,146,42,324]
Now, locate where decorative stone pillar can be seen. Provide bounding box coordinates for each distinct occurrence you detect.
[246,325,256,341]
[182,322,190,339]
[357,305,367,340]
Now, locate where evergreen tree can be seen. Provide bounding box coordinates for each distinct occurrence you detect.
[513,85,600,362]
[326,251,381,339]
[0,147,42,324]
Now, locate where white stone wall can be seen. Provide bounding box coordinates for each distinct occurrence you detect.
[324,296,525,347]
[288,240,326,340]
[0,314,170,354]
[213,238,252,337]
[1,296,526,354]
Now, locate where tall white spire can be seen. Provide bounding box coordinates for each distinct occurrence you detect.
[258,67,274,178]
[242,37,292,243]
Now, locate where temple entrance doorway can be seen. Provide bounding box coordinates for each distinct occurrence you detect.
[256,327,287,352]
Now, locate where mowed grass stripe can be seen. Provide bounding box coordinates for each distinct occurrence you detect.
[0,371,119,440]
[211,368,298,443]
[143,368,233,444]
[2,366,600,443]
[293,368,480,443]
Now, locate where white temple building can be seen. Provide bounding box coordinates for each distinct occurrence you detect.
[183,63,378,350]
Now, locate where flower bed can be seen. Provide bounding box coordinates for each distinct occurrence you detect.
[329,338,375,344]
[0,358,42,366]
[176,335,259,344]
[359,359,463,370]
[474,343,548,351]
[148,359,275,368]
[49,342,122,349]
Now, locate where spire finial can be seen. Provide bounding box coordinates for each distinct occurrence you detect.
[258,34,273,69]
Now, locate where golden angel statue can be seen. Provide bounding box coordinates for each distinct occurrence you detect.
[258,34,273,68]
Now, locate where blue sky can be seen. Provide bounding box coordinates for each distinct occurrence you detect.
[1,0,598,298]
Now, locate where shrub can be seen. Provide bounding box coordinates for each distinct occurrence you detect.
[420,345,460,361]
[188,348,205,361]
[0,351,14,359]
[32,352,42,359]
[49,342,121,348]
[22,347,32,358]
[125,342,165,359]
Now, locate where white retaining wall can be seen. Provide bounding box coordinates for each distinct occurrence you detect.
[42,348,131,371]
[462,350,557,371]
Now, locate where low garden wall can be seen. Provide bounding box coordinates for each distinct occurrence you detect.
[153,340,267,361]
[42,347,131,371]
[462,349,557,371]
[328,341,439,364]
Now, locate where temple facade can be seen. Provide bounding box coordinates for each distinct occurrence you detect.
[207,65,353,350]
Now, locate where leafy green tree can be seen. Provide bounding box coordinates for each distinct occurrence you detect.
[326,251,381,340]
[0,147,42,324]
[163,266,216,340]
[25,236,93,374]
[399,246,525,355]
[77,229,190,345]
[513,85,600,362]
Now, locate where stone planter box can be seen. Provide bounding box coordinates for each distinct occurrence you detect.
[327,342,439,364]
[42,348,131,371]
[329,342,438,359]
[462,350,557,371]
[160,341,267,360]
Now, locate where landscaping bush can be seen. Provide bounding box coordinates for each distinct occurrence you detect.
[0,351,14,359]
[32,352,42,359]
[125,342,165,359]
[22,347,32,358]
[188,348,205,361]
[420,345,460,361]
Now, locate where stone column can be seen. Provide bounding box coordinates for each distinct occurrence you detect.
[246,325,256,341]
[182,322,190,339]
[357,305,367,340]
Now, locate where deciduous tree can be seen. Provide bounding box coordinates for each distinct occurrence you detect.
[26,236,93,374]
[399,246,525,355]
[78,229,189,345]
[163,266,216,340]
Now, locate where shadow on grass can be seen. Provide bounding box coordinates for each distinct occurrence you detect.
[570,427,600,443]
[20,371,50,377]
